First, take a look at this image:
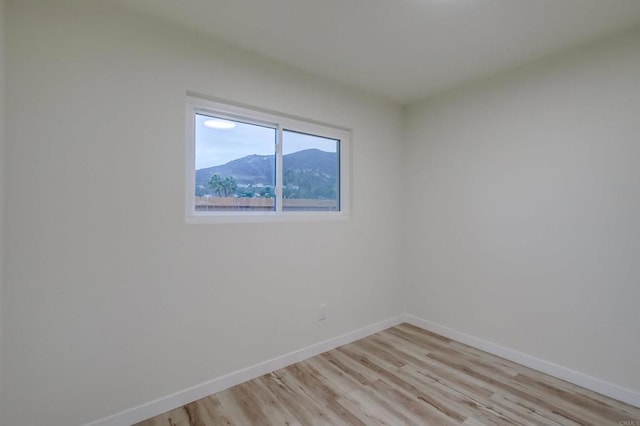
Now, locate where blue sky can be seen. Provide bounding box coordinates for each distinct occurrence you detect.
[195,113,337,169]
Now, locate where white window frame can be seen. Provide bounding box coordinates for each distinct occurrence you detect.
[185,96,351,223]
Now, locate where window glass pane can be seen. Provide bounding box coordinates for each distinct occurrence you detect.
[282,130,339,212]
[195,113,276,212]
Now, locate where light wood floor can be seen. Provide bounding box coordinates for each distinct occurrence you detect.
[137,324,640,425]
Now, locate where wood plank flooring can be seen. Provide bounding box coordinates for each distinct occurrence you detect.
[136,324,640,425]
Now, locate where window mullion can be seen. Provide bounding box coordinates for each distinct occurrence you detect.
[275,125,283,213]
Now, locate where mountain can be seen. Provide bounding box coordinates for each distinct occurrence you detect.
[195,149,338,197]
[197,154,275,187]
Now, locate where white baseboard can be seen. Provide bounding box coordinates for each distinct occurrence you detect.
[402,313,640,408]
[87,312,639,425]
[86,315,404,426]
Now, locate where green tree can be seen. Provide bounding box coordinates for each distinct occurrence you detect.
[208,174,237,197]
[260,186,274,198]
[208,174,223,196]
[222,176,237,196]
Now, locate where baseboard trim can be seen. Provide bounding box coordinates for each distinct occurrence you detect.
[87,315,403,426]
[87,312,639,425]
[402,313,640,408]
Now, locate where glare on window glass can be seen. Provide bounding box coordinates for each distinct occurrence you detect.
[282,130,340,212]
[194,113,276,212]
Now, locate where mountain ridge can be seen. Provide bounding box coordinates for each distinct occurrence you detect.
[195,148,337,198]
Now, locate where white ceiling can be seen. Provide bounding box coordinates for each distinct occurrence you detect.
[113,0,640,104]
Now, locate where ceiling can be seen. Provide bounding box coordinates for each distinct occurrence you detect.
[113,0,640,104]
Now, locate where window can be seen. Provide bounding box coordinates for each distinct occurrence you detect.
[186,96,350,223]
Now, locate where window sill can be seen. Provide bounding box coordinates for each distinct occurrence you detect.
[186,212,349,224]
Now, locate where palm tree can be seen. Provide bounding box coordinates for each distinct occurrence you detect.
[208,174,224,196]
[222,176,237,196]
[208,174,237,197]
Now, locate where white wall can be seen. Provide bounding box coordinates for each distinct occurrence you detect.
[0,0,5,413]
[4,0,640,424]
[404,28,640,395]
[0,1,403,424]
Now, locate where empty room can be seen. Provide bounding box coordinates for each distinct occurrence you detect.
[1,0,640,425]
